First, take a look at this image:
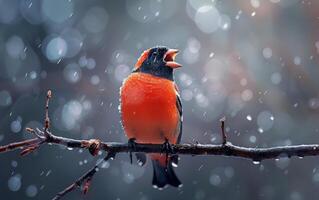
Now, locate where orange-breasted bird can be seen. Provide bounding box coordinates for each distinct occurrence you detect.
[119,46,183,188]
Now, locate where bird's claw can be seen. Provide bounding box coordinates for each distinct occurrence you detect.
[162,138,173,166]
[128,138,137,149]
[128,138,137,164]
[162,138,173,153]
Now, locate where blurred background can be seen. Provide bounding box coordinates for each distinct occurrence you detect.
[0,0,319,199]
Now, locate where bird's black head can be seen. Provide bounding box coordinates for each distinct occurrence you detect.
[133,46,182,81]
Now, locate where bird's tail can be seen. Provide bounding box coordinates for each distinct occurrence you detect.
[151,156,182,189]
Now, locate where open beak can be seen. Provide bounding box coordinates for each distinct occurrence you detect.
[164,49,182,69]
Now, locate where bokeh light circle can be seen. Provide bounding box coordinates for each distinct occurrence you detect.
[45,37,68,61]
[42,0,73,23]
[82,7,108,33]
[194,5,220,33]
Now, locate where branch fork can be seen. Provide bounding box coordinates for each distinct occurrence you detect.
[82,139,102,156]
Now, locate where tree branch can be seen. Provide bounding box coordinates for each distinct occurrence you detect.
[1,90,319,199]
[3,130,319,160]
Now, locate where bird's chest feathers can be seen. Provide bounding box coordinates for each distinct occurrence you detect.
[120,73,180,143]
[122,74,176,108]
[121,73,178,124]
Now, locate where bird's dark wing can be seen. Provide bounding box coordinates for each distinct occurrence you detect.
[176,93,183,144]
[171,93,182,167]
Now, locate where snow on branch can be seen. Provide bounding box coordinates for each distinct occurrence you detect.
[1,90,319,199]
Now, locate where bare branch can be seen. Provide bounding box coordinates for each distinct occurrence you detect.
[2,131,319,161]
[52,152,115,200]
[0,138,39,153]
[220,117,227,145]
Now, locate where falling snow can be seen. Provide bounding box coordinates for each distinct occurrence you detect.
[0,0,318,199]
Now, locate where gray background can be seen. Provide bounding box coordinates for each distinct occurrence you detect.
[1,0,319,199]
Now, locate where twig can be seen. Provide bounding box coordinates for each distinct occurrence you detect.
[1,90,319,199]
[52,152,115,200]
[0,138,39,153]
[44,90,51,134]
[220,117,227,145]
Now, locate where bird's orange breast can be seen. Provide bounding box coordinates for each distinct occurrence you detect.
[120,72,179,144]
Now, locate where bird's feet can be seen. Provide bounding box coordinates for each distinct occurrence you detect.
[128,138,137,149]
[162,138,173,153]
[128,138,137,164]
[162,138,173,166]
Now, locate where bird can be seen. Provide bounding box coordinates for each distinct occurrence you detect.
[119,46,183,189]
